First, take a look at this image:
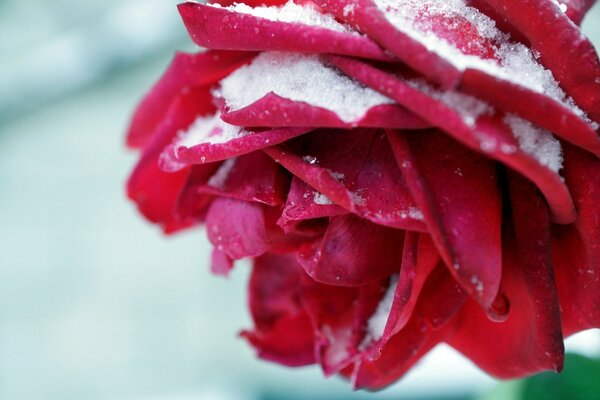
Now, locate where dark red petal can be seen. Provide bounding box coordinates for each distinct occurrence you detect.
[317,0,599,143]
[300,273,387,375]
[178,2,392,61]
[449,173,564,378]
[459,69,600,158]
[552,144,600,334]
[329,56,576,224]
[241,253,316,367]
[127,89,212,232]
[381,233,440,340]
[314,0,462,88]
[221,92,430,129]
[170,163,221,229]
[264,129,427,231]
[480,0,600,122]
[126,50,252,148]
[352,263,467,390]
[195,151,291,206]
[297,214,404,286]
[279,177,347,230]
[388,130,502,308]
[205,197,270,259]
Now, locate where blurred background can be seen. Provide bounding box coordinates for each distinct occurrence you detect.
[1,1,600,399]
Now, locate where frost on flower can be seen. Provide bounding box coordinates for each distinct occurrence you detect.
[126,0,600,391]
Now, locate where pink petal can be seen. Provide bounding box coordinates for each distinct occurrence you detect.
[178,2,392,61]
[552,144,600,334]
[241,253,316,367]
[328,56,576,224]
[480,0,600,122]
[297,214,405,286]
[210,247,234,276]
[126,50,252,148]
[388,130,502,308]
[449,173,564,378]
[205,197,270,259]
[264,129,427,231]
[221,92,430,129]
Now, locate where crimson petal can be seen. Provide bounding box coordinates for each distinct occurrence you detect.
[221,92,430,129]
[241,253,316,367]
[328,56,576,224]
[449,173,564,378]
[388,130,502,308]
[300,273,387,375]
[127,89,213,232]
[480,0,600,122]
[297,214,405,286]
[264,129,427,231]
[352,263,467,390]
[126,50,252,148]
[178,2,392,61]
[279,177,347,230]
[552,144,600,334]
[195,151,290,206]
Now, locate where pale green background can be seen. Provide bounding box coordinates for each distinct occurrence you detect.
[0,1,599,399]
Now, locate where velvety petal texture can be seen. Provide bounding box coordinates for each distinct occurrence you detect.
[125,0,600,390]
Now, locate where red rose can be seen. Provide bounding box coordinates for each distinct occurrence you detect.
[126,0,600,389]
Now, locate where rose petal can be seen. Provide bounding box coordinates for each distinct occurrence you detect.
[480,0,600,122]
[449,173,564,378]
[328,55,576,224]
[279,177,347,230]
[126,50,252,148]
[552,144,600,334]
[352,263,467,390]
[164,113,310,166]
[297,214,405,286]
[127,89,213,232]
[241,253,316,367]
[264,128,427,231]
[221,92,430,129]
[316,0,597,136]
[300,273,387,375]
[210,247,234,276]
[205,197,270,259]
[178,2,393,61]
[196,151,291,206]
[388,130,502,308]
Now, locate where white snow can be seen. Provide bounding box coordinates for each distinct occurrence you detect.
[313,191,333,205]
[373,0,589,120]
[409,79,493,127]
[175,113,244,148]
[213,1,357,34]
[207,158,237,189]
[365,275,399,343]
[503,114,563,172]
[214,52,395,123]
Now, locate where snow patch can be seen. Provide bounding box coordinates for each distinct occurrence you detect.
[215,52,394,123]
[215,1,357,34]
[503,114,563,172]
